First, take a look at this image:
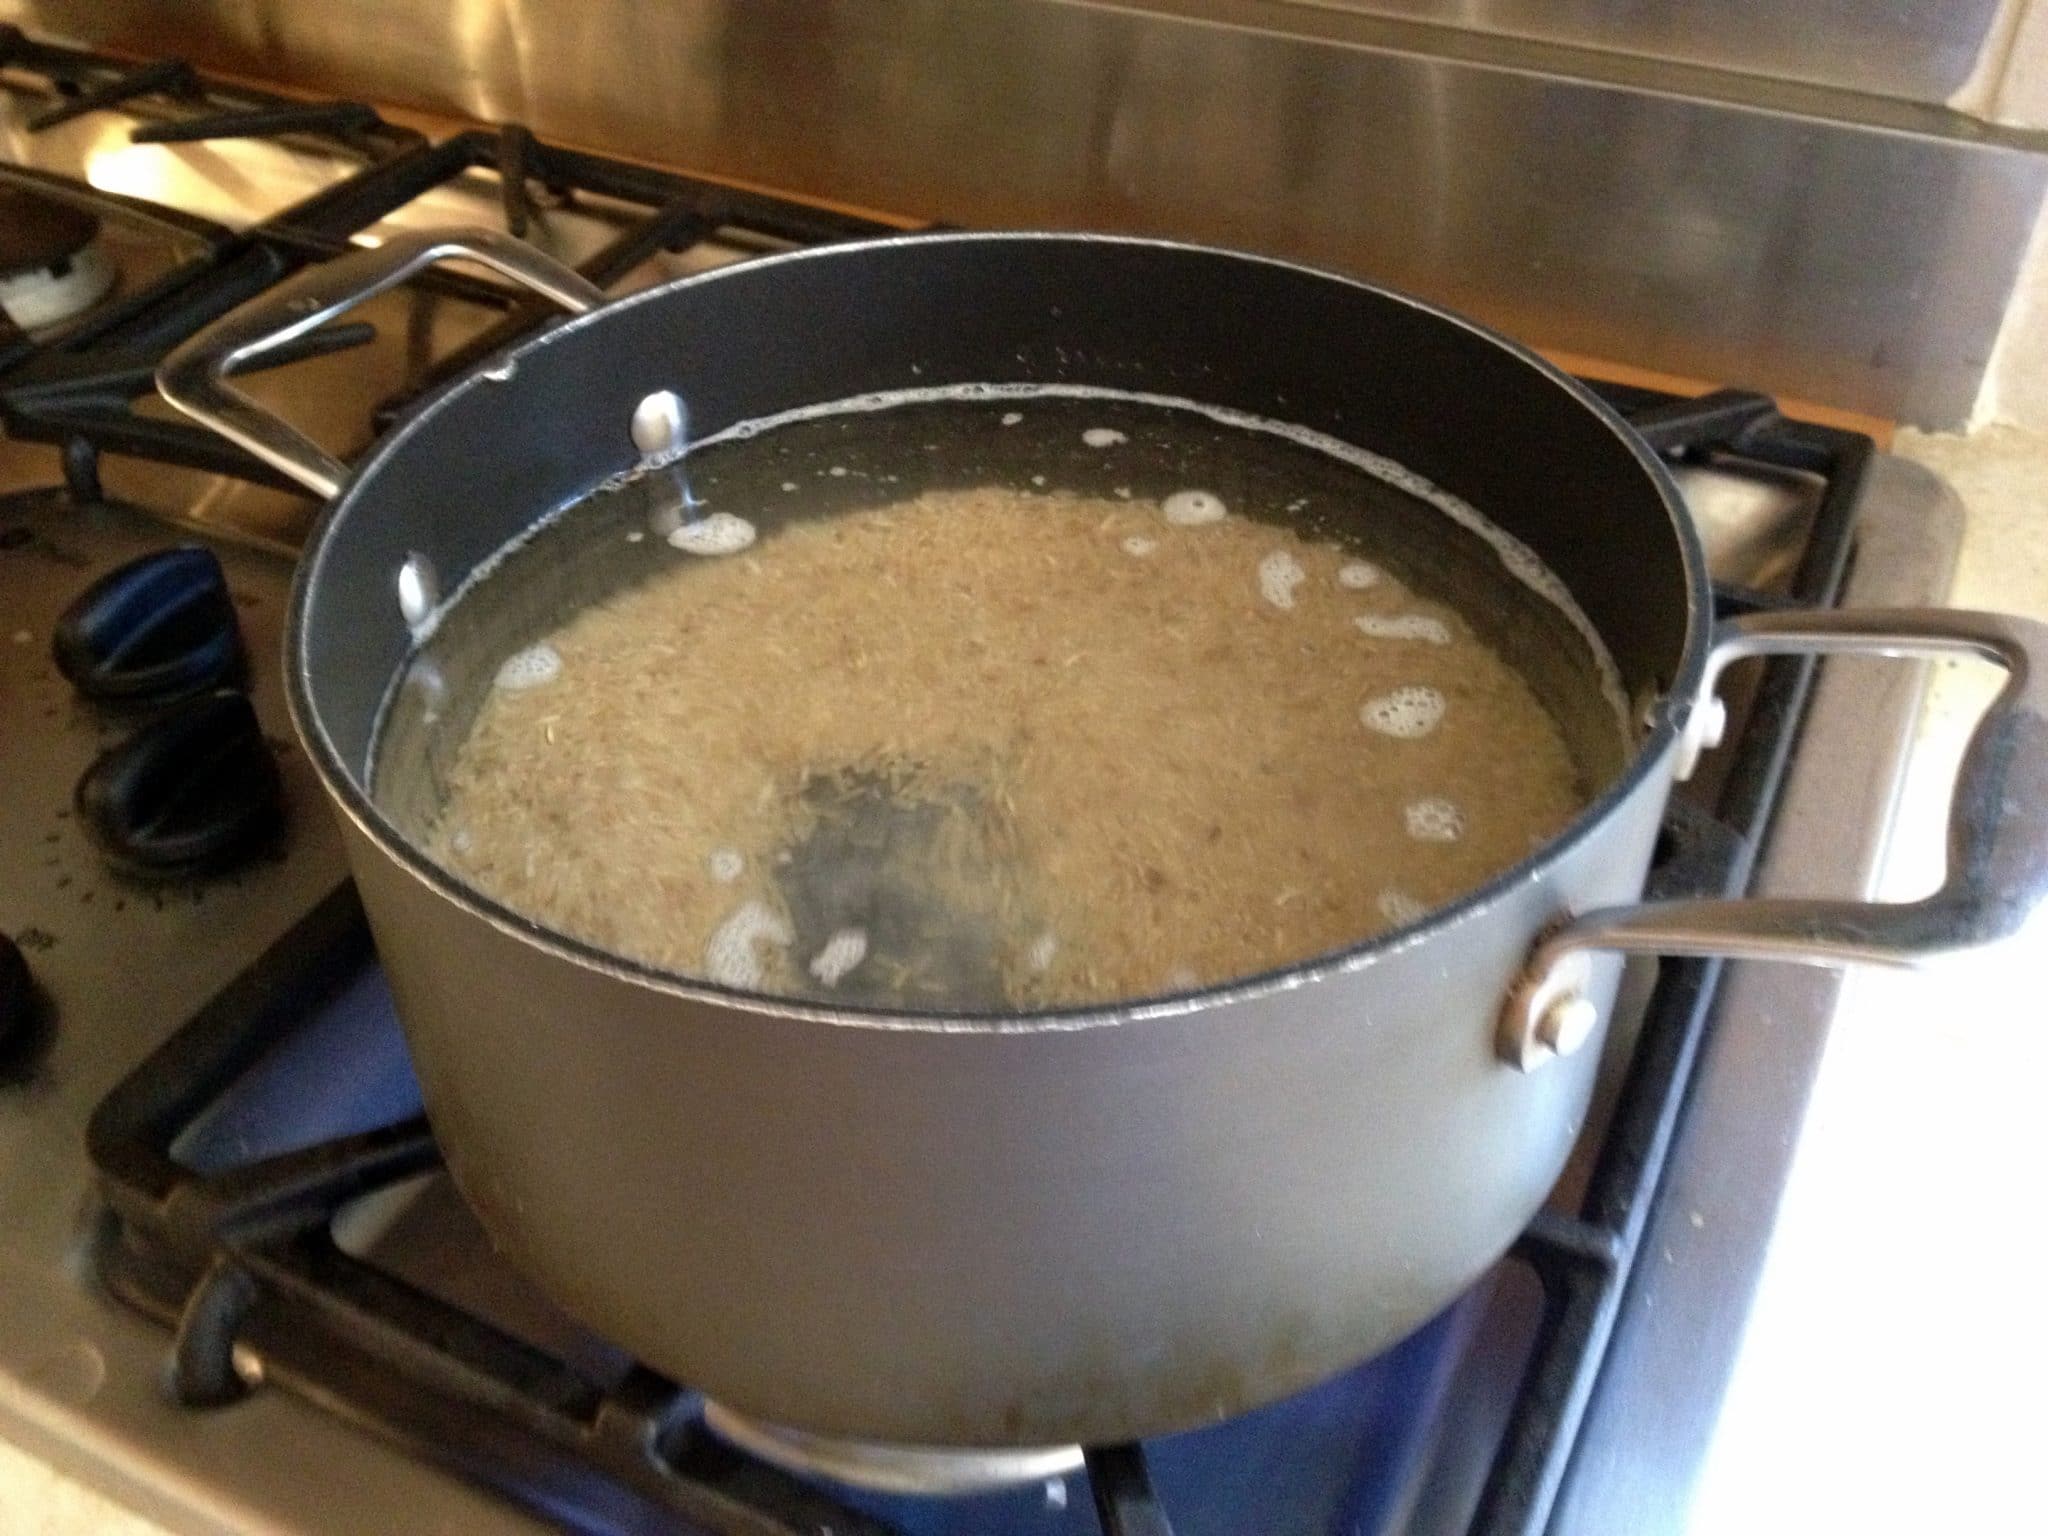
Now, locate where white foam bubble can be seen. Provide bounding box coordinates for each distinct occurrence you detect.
[667,512,756,556]
[1378,889,1428,925]
[707,848,745,883]
[1030,474,1047,487]
[1114,486,1132,499]
[808,927,869,986]
[1405,797,1465,842]
[1082,427,1127,447]
[493,643,561,691]
[703,900,793,990]
[1163,489,1227,526]
[1354,613,1452,644]
[1000,411,1023,426]
[1337,561,1382,590]
[1362,686,1445,738]
[828,465,848,477]
[1258,550,1307,609]
[1028,931,1059,972]
[781,481,798,492]
[1121,535,1158,557]
[450,828,474,855]
[625,529,645,543]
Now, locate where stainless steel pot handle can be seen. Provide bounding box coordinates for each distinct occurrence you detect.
[158,227,606,500]
[1500,606,2048,1070]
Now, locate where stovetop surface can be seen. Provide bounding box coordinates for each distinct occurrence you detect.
[0,23,1968,1536]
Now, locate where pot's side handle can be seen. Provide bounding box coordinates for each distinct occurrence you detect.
[157,227,606,500]
[1500,607,2048,1071]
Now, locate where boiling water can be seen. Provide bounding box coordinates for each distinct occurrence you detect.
[374,391,1629,1012]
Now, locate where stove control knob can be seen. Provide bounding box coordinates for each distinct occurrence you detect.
[75,692,283,878]
[53,546,244,709]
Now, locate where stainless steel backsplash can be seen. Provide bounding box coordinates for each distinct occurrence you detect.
[8,0,2046,426]
[1278,1,2008,105]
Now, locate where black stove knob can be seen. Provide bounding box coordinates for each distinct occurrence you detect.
[52,546,244,709]
[75,692,283,879]
[0,934,36,1060]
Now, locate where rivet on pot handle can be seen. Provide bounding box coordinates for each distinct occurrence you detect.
[158,227,606,501]
[1500,606,2048,1071]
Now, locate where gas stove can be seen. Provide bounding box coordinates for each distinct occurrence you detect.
[0,28,1965,1536]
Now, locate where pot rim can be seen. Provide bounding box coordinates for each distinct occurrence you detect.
[284,230,1711,1034]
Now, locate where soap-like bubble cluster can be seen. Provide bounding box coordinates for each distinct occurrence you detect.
[1082,427,1128,447]
[707,848,745,883]
[1162,489,1227,526]
[808,927,869,987]
[1258,550,1307,609]
[703,901,792,989]
[1121,535,1158,558]
[1028,931,1059,973]
[1354,613,1452,645]
[1378,889,1428,925]
[1405,797,1465,842]
[1337,561,1382,590]
[493,643,561,691]
[667,512,757,556]
[1361,686,1446,738]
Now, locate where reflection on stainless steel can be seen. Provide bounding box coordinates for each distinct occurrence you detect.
[1672,459,1818,595]
[701,1403,1086,1497]
[1551,457,1965,1534]
[1282,0,2005,106]
[2,76,367,228]
[14,0,2046,425]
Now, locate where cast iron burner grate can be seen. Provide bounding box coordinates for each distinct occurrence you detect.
[0,24,419,156]
[0,28,900,506]
[81,387,1870,1533]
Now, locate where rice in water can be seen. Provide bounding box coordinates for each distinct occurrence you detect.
[399,393,1612,1009]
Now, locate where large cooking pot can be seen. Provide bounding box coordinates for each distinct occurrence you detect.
[158,229,2047,1461]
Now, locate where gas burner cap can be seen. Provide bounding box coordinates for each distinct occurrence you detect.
[0,185,117,331]
[699,1399,1084,1495]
